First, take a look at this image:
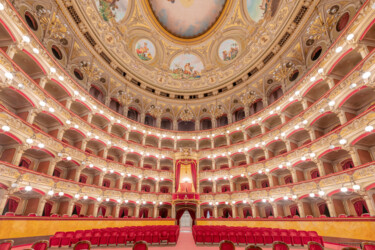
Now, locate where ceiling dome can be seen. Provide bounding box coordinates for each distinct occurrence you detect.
[148,0,227,39]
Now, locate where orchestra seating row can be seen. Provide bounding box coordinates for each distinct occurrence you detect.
[192,225,323,246]
[49,225,179,247]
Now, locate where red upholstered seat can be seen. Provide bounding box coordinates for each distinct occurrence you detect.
[152,230,160,244]
[262,230,273,245]
[253,230,264,245]
[228,230,237,244]
[272,241,289,250]
[289,230,303,246]
[245,245,263,250]
[108,231,119,245]
[133,241,148,250]
[60,231,74,247]
[71,231,84,245]
[361,213,371,217]
[90,232,101,246]
[49,232,65,247]
[271,230,282,242]
[298,231,311,245]
[0,240,13,250]
[308,232,323,246]
[219,240,235,250]
[99,232,110,246]
[4,212,15,216]
[135,230,144,242]
[280,230,292,245]
[307,241,324,250]
[81,231,92,241]
[127,231,136,243]
[362,242,375,250]
[319,215,327,218]
[117,231,127,246]
[143,231,153,243]
[204,230,213,244]
[212,230,221,243]
[245,229,255,244]
[31,240,48,250]
[73,240,91,250]
[28,213,37,216]
[237,229,246,244]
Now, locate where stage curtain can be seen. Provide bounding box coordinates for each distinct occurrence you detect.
[191,161,197,191]
[175,160,181,192]
[188,209,196,225]
[318,203,326,215]
[8,199,18,212]
[176,210,185,225]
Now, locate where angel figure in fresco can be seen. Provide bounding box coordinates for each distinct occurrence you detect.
[184,63,194,75]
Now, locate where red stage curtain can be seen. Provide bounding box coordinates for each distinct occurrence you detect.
[188,209,196,225]
[175,161,181,192]
[354,200,368,216]
[176,210,185,224]
[290,205,298,216]
[7,199,18,212]
[43,202,52,216]
[191,161,197,191]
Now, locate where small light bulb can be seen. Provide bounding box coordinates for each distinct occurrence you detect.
[340,187,348,192]
[335,46,343,53]
[1,125,10,131]
[347,34,354,41]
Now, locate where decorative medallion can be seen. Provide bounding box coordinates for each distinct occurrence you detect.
[148,0,227,39]
[95,0,128,22]
[218,39,239,61]
[170,54,204,80]
[135,39,156,61]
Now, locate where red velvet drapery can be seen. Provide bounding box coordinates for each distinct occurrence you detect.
[342,159,354,170]
[139,208,148,218]
[311,170,320,179]
[354,200,368,216]
[290,205,298,216]
[265,205,273,217]
[175,160,197,192]
[7,198,18,212]
[188,209,196,225]
[204,209,212,218]
[98,206,106,216]
[74,205,81,215]
[43,202,52,216]
[318,203,326,215]
[243,208,251,218]
[176,210,185,225]
[119,207,128,217]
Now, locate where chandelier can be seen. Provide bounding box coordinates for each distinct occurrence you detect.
[79,61,103,83]
[240,90,256,105]
[209,99,224,118]
[180,104,194,121]
[117,89,134,106]
[148,102,163,118]
[273,62,295,82]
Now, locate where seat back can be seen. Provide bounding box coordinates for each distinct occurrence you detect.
[219,240,235,250]
[362,242,375,250]
[307,241,324,250]
[272,241,289,250]
[133,241,148,250]
[246,245,263,250]
[31,240,49,250]
[73,240,91,250]
[0,240,14,250]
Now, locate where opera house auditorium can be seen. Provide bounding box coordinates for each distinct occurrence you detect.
[0,0,375,249]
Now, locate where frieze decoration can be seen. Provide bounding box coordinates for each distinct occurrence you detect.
[292,182,316,193]
[104,190,121,197]
[319,174,351,188]
[249,190,267,200]
[22,173,54,187]
[215,194,230,201]
[56,182,80,192]
[0,165,20,179]
[82,186,102,195]
[124,192,140,200]
[353,165,375,180]
[199,194,213,201]
[269,187,291,196]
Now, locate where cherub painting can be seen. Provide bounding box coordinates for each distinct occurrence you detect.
[219,39,239,61]
[135,39,155,61]
[170,54,204,80]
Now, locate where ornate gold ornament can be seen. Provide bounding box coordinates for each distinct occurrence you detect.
[179,104,194,121]
[36,6,69,43]
[148,100,163,118]
[209,99,224,119]
[272,62,295,82]
[79,61,103,84]
[240,90,256,106]
[117,89,134,107]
